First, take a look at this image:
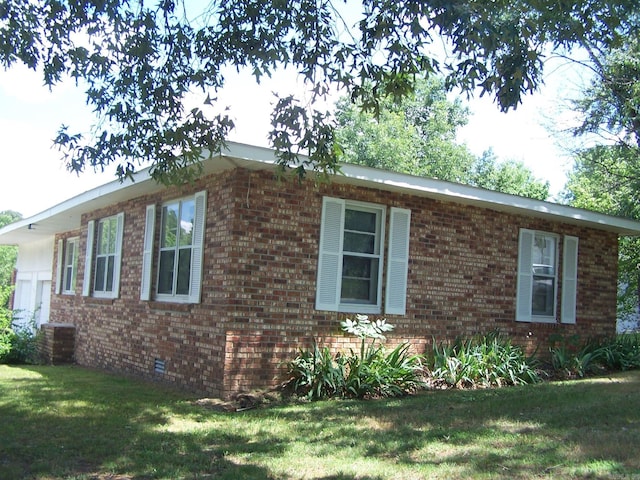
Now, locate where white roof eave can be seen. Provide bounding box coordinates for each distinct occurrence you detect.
[2,141,640,245]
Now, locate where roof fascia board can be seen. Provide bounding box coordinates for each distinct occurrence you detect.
[2,142,640,242]
[336,162,640,235]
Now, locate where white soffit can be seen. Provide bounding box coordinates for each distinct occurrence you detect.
[2,141,640,245]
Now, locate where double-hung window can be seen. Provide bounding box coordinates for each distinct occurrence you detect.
[140,191,206,303]
[516,229,578,323]
[55,237,78,295]
[341,206,384,306]
[83,213,124,299]
[316,197,411,315]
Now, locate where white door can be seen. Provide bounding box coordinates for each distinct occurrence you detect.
[36,280,51,327]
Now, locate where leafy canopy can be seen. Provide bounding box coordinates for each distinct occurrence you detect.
[0,211,21,287]
[1,0,636,184]
[335,77,476,183]
[335,79,549,199]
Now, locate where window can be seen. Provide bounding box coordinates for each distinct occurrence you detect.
[531,234,557,317]
[55,237,78,295]
[341,206,383,305]
[516,229,578,323]
[158,198,196,296]
[140,191,206,303]
[83,213,124,299]
[62,238,78,294]
[94,217,119,294]
[316,197,411,315]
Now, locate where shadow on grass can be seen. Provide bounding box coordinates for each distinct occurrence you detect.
[1,365,640,479]
[263,371,640,478]
[0,365,284,479]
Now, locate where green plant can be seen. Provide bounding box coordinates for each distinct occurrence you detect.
[287,315,424,400]
[427,332,540,388]
[548,334,606,378]
[596,333,640,371]
[287,340,346,400]
[0,287,42,365]
[0,286,16,362]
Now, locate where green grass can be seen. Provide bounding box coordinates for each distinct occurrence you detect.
[2,365,640,479]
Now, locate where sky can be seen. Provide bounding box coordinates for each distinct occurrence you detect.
[0,53,590,219]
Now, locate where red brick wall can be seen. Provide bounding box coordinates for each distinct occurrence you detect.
[50,167,619,398]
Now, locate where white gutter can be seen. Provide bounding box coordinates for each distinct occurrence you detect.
[2,141,640,245]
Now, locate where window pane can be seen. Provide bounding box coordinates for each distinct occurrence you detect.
[341,256,378,304]
[97,217,117,255]
[95,257,106,291]
[158,250,175,294]
[162,204,179,248]
[64,266,73,291]
[345,209,376,233]
[105,256,115,292]
[179,200,195,247]
[532,277,555,316]
[341,278,371,302]
[342,256,372,278]
[533,235,556,275]
[65,242,75,266]
[176,248,192,295]
[97,221,106,254]
[343,232,375,254]
[107,218,117,253]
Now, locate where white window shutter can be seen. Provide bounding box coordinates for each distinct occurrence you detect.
[385,207,411,315]
[55,239,63,295]
[140,205,156,301]
[110,212,125,299]
[315,197,345,311]
[516,229,534,322]
[189,190,207,304]
[561,235,579,324]
[82,220,95,297]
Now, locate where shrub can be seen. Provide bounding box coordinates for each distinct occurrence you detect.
[426,332,540,389]
[286,315,424,400]
[287,340,346,400]
[548,334,604,378]
[548,333,640,378]
[599,333,640,370]
[0,286,41,365]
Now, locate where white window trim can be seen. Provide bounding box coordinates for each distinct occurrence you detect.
[317,196,396,315]
[516,229,561,323]
[61,237,79,295]
[152,190,206,304]
[84,213,124,299]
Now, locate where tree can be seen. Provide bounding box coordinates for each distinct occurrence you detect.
[0,210,21,288]
[573,36,640,151]
[562,32,640,321]
[563,146,640,318]
[1,1,636,184]
[470,149,549,200]
[335,77,475,183]
[335,81,550,199]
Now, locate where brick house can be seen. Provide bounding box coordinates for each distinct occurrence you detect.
[2,142,640,398]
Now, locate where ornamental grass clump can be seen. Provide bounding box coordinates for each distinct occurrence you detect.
[426,331,540,389]
[548,333,640,378]
[287,315,425,400]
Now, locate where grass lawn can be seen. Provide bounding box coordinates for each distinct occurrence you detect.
[1,365,640,479]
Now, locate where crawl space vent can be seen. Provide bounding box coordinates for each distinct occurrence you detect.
[154,358,166,374]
